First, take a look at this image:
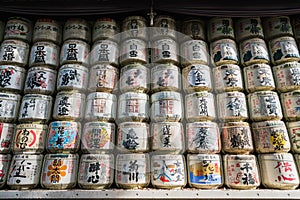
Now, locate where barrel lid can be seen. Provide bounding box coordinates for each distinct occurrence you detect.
[119,92,149,100]
[224,154,257,161]
[32,40,59,46]
[279,61,300,68]
[151,154,184,160]
[87,92,116,100]
[0,92,21,100]
[23,93,53,100]
[62,38,90,46]
[16,123,48,129]
[245,63,271,69]
[251,120,285,128]
[121,63,148,72]
[50,120,81,127]
[90,63,118,70]
[217,91,245,98]
[84,121,115,127]
[211,38,236,44]
[45,153,79,159]
[151,91,182,102]
[59,64,88,72]
[220,121,250,127]
[249,90,278,96]
[118,121,149,127]
[215,63,240,70]
[56,91,86,98]
[186,121,218,127]
[117,153,149,159]
[81,154,114,160]
[186,91,214,98]
[259,153,294,161]
[7,16,33,24]
[13,154,43,159]
[0,64,26,72]
[36,18,60,24]
[92,39,118,46]
[188,154,220,160]
[28,66,57,73]
[1,39,29,46]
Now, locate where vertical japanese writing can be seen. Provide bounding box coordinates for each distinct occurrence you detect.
[126,69,141,86]
[270,129,287,150]
[98,44,110,62]
[198,97,208,116]
[92,99,106,113]
[290,68,300,86]
[122,128,139,150]
[0,69,14,87]
[162,125,172,148]
[34,46,46,63]
[122,160,139,182]
[192,127,209,149]
[47,159,67,183]
[155,160,183,182]
[96,70,106,87]
[55,126,65,147]
[18,129,30,149]
[264,96,278,115]
[162,43,170,58]
[58,96,70,116]
[129,43,138,57]
[157,69,174,87]
[21,99,36,118]
[192,44,201,59]
[87,162,102,183]
[230,128,251,148]
[10,159,32,184]
[125,99,139,113]
[257,68,272,86]
[159,100,174,115]
[202,160,217,181]
[2,45,16,61]
[227,97,243,116]
[66,44,78,61]
[26,71,47,89]
[224,69,238,87]
[188,67,206,86]
[274,161,296,182]
[61,69,80,86]
[240,162,256,185]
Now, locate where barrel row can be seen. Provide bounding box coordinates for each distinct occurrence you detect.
[1,153,300,190]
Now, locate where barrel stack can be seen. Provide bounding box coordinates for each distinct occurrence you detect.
[148,15,187,189]
[76,17,119,189]
[178,17,222,189]
[208,17,261,190]
[39,18,90,190]
[0,17,47,190]
[253,15,300,189]
[114,15,150,189]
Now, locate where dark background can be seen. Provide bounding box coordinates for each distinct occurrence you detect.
[1,0,300,20]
